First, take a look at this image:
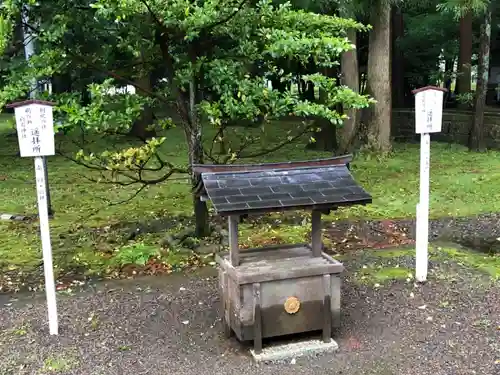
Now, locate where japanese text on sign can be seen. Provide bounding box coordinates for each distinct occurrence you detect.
[36,163,46,201]
[415,89,444,134]
[14,104,55,157]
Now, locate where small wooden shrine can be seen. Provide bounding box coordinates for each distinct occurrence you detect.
[193,155,372,354]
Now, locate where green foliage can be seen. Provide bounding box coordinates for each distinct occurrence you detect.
[437,0,489,19]
[455,92,475,107]
[0,0,372,187]
[113,243,160,267]
[397,3,459,88]
[0,15,12,56]
[59,80,152,132]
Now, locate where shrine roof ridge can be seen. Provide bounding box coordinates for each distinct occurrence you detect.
[192,154,352,174]
[201,164,348,178]
[196,155,371,216]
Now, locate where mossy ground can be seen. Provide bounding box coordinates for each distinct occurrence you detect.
[345,244,500,286]
[2,114,500,288]
[430,244,500,280]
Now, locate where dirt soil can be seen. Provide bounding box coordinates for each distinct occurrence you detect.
[325,213,500,253]
[1,250,499,375]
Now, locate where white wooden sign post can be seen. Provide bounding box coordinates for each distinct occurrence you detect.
[8,99,58,335]
[412,86,447,283]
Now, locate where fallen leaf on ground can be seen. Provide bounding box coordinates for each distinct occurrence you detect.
[346,337,362,350]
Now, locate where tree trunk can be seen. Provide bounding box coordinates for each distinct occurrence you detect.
[307,119,337,151]
[469,7,492,152]
[218,126,227,155]
[129,73,156,139]
[364,0,392,153]
[444,58,454,106]
[186,80,210,238]
[306,87,337,152]
[190,130,210,237]
[52,73,72,94]
[271,76,288,93]
[78,68,93,106]
[338,26,360,154]
[456,12,472,101]
[444,58,454,92]
[299,80,315,101]
[391,7,405,109]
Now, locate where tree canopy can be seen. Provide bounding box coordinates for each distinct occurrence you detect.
[0,0,498,235]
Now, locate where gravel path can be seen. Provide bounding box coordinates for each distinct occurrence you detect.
[1,253,499,375]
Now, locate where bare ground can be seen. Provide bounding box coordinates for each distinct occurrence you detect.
[325,213,500,254]
[1,248,499,375]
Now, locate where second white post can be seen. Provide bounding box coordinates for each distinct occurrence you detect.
[412,86,446,283]
[9,99,59,335]
[416,133,430,282]
[35,156,59,335]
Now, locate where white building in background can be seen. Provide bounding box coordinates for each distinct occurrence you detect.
[103,85,136,95]
[38,81,137,97]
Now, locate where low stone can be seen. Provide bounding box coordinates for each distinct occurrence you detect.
[174,228,196,241]
[219,229,229,246]
[195,244,220,255]
[212,224,223,234]
[160,234,179,248]
[250,339,338,363]
[181,236,200,249]
[177,247,193,255]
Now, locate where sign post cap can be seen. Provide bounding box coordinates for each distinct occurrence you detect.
[6,99,56,109]
[411,86,448,95]
[5,99,56,108]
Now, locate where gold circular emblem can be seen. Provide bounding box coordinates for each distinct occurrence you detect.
[284,296,300,314]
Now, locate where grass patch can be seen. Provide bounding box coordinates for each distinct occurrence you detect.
[2,113,500,285]
[356,266,412,285]
[364,248,413,259]
[337,143,500,221]
[7,323,30,337]
[239,221,312,248]
[347,247,414,285]
[346,245,500,286]
[42,353,79,373]
[431,246,500,280]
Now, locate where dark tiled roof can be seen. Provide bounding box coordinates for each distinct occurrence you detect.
[198,158,371,216]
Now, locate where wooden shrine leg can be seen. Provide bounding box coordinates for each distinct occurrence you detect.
[331,275,341,330]
[228,215,239,266]
[311,210,322,257]
[253,282,262,354]
[220,270,232,338]
[322,274,332,343]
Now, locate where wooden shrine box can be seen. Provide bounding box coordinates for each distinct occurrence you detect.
[193,155,372,353]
